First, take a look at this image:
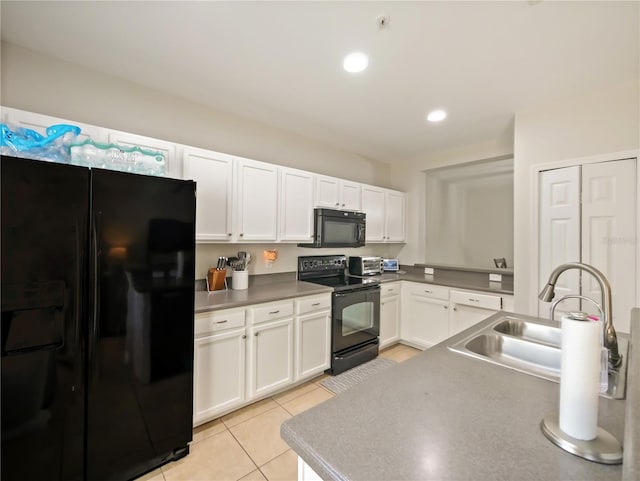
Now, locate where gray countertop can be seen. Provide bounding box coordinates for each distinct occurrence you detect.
[194,273,332,312]
[281,311,637,481]
[623,308,639,481]
[194,268,514,313]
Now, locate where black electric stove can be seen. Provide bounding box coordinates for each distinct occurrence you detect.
[298,255,381,375]
[297,255,380,291]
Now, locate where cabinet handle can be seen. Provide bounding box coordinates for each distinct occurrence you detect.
[228,233,232,236]
[468,298,480,303]
[453,306,458,311]
[444,306,448,310]
[242,335,247,339]
[335,202,340,206]
[240,233,244,237]
[425,290,433,294]
[342,203,345,207]
[215,320,228,324]
[254,332,259,337]
[269,310,280,315]
[311,303,320,306]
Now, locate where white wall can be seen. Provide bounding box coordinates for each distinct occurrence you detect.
[423,160,514,269]
[1,42,398,279]
[196,244,399,280]
[390,138,514,266]
[0,42,390,186]
[513,78,640,315]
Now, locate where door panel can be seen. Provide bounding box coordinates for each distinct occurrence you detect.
[1,156,88,481]
[88,169,195,480]
[582,158,636,332]
[538,166,580,319]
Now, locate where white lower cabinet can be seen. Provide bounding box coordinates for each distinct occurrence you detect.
[401,282,450,349]
[399,282,513,349]
[380,282,400,348]
[448,289,503,336]
[247,300,295,399]
[193,308,247,425]
[294,294,331,380]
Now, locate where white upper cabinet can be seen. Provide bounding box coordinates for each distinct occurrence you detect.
[315,175,362,211]
[235,157,279,241]
[361,186,406,243]
[2,108,407,245]
[385,189,406,242]
[106,131,180,178]
[362,186,386,242]
[182,147,234,242]
[2,107,106,143]
[280,167,315,242]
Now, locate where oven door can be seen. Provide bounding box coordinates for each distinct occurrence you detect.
[332,286,380,353]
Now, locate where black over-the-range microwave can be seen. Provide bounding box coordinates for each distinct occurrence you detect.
[298,208,366,248]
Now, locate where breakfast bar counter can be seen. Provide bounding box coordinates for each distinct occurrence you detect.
[281,311,638,481]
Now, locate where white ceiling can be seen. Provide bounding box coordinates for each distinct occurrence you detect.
[1,1,638,164]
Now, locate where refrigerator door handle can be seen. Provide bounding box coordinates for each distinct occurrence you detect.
[74,217,82,352]
[90,210,102,380]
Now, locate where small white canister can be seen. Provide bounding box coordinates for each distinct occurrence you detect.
[232,270,249,290]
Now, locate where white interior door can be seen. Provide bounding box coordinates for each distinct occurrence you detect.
[538,166,581,319]
[581,158,636,333]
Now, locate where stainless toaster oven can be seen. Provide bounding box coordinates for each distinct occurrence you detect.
[348,256,383,276]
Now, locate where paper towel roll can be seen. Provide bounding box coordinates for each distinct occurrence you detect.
[559,314,601,440]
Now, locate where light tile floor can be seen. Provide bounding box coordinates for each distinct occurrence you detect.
[137,343,420,481]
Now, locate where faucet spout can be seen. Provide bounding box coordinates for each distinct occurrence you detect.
[538,262,622,367]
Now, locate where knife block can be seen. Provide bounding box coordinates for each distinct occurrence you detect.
[207,268,227,291]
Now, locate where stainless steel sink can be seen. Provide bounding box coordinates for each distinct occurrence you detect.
[492,318,561,347]
[447,314,628,399]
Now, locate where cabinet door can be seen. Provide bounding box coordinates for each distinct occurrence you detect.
[3,107,106,143]
[193,328,246,425]
[380,295,400,348]
[449,304,496,336]
[402,294,449,349]
[581,158,636,332]
[280,167,314,242]
[248,318,294,399]
[315,175,340,209]
[385,190,406,242]
[183,147,234,241]
[236,158,279,241]
[340,181,362,211]
[362,185,386,242]
[107,131,179,178]
[296,310,331,380]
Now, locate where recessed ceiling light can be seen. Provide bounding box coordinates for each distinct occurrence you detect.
[343,52,368,73]
[427,110,447,122]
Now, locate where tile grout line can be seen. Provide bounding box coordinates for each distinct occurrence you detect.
[226,426,261,480]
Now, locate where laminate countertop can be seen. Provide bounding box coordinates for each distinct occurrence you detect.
[281,311,638,481]
[194,267,513,313]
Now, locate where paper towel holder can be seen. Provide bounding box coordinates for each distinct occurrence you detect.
[540,414,622,464]
[540,308,622,464]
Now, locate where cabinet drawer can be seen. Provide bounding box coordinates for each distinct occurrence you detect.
[450,289,502,310]
[195,308,245,336]
[410,283,449,301]
[295,294,331,314]
[248,300,294,324]
[381,282,400,298]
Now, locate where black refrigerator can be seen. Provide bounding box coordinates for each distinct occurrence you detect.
[1,155,196,480]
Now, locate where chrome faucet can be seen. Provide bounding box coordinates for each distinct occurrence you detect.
[538,262,622,367]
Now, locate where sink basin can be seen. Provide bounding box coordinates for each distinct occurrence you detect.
[465,334,560,377]
[492,317,561,347]
[447,314,628,399]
